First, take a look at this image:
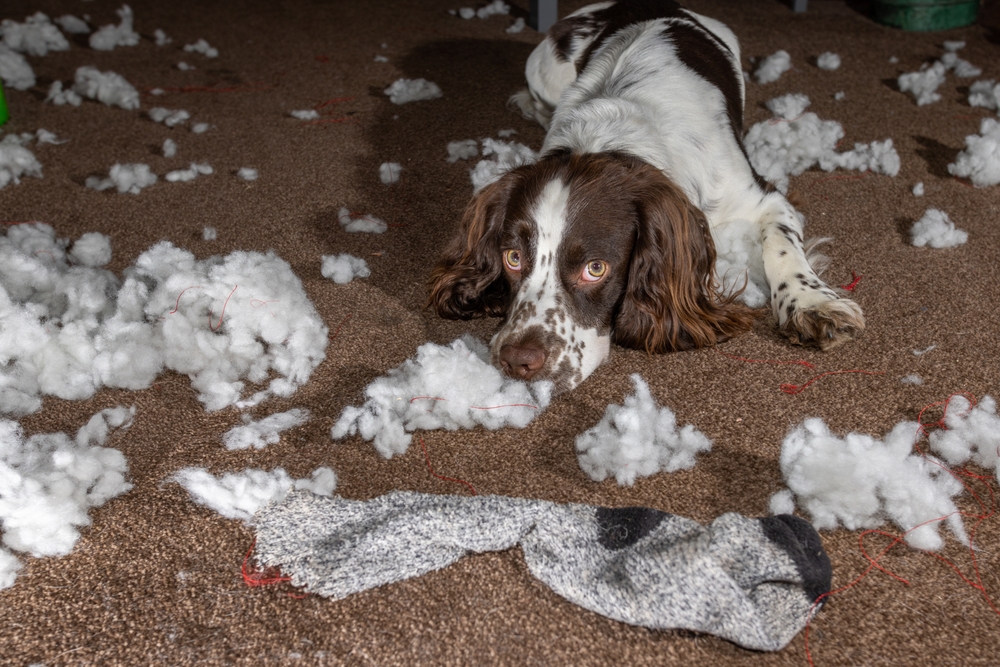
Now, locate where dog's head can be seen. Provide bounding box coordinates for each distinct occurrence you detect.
[428,151,754,393]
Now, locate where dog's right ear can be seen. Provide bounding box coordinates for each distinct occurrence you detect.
[428,174,517,319]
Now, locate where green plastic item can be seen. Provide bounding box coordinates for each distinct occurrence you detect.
[872,0,979,31]
[0,80,9,127]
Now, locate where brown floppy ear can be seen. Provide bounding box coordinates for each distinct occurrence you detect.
[613,166,756,352]
[427,174,517,319]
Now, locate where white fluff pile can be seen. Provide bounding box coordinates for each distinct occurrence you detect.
[947,117,1000,187]
[0,134,43,191]
[928,395,1000,485]
[0,223,329,416]
[154,29,171,46]
[0,407,134,589]
[177,61,195,71]
[912,181,924,196]
[770,417,968,551]
[710,216,768,308]
[968,79,1000,112]
[575,375,712,487]
[0,12,70,57]
[898,62,947,106]
[183,39,218,58]
[446,139,479,163]
[506,17,526,33]
[172,466,336,523]
[237,167,258,181]
[0,43,35,91]
[290,109,319,120]
[72,66,140,110]
[321,254,370,284]
[940,41,981,78]
[89,4,140,51]
[165,162,213,183]
[337,207,387,234]
[816,52,840,71]
[383,78,442,105]
[202,227,217,241]
[85,163,158,194]
[900,374,923,385]
[754,50,791,84]
[148,107,190,127]
[45,81,82,106]
[457,1,511,19]
[162,138,177,158]
[470,138,539,193]
[909,209,968,248]
[744,94,900,193]
[331,335,553,459]
[56,15,90,35]
[191,123,209,134]
[379,162,402,184]
[222,409,310,451]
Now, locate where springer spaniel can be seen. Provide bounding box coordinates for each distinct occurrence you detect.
[428,0,864,393]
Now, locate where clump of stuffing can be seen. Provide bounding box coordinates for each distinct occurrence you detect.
[45,81,82,106]
[457,1,510,19]
[55,15,90,35]
[928,395,1000,483]
[834,91,845,101]
[176,61,195,71]
[711,217,768,308]
[69,232,113,268]
[771,416,968,551]
[154,29,171,46]
[0,12,70,57]
[379,162,402,184]
[290,109,319,120]
[0,407,134,589]
[0,135,43,190]
[162,138,177,158]
[744,94,900,193]
[321,254,370,284]
[337,207,387,234]
[190,123,209,134]
[912,181,924,196]
[947,117,1000,187]
[383,78,443,104]
[940,41,981,78]
[575,375,712,486]
[446,139,479,163]
[165,162,212,183]
[816,52,840,71]
[183,39,218,58]
[35,129,64,145]
[0,43,36,91]
[202,226,217,241]
[470,138,539,192]
[237,167,258,181]
[172,466,336,523]
[72,66,140,110]
[898,61,947,106]
[89,4,140,51]
[968,79,999,112]
[148,107,190,127]
[332,336,553,458]
[222,409,310,450]
[497,128,517,138]
[374,54,388,63]
[910,209,968,248]
[85,163,158,194]
[506,17,526,33]
[900,374,924,385]
[754,50,791,84]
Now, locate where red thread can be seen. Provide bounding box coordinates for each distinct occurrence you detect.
[208,285,238,331]
[328,313,353,342]
[250,298,278,308]
[241,538,291,587]
[420,438,477,495]
[169,285,204,314]
[780,369,884,394]
[409,396,539,411]
[315,97,355,109]
[839,271,862,291]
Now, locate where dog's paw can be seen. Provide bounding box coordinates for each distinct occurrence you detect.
[780,297,865,350]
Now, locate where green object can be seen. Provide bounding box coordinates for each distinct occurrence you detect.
[872,0,979,31]
[0,80,9,127]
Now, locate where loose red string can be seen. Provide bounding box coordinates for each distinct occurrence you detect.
[419,438,477,496]
[208,285,238,331]
[328,313,353,342]
[241,538,291,587]
[839,271,862,291]
[717,348,883,394]
[169,285,204,314]
[409,396,539,411]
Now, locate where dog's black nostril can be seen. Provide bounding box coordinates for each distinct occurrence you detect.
[498,342,547,380]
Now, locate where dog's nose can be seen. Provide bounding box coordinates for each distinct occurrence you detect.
[498,342,547,380]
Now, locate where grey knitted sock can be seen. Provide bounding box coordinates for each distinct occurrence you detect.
[254,490,830,651]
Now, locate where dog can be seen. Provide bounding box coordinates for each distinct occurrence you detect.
[428,0,864,393]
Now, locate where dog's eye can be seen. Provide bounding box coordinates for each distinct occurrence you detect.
[503,249,521,271]
[581,260,607,282]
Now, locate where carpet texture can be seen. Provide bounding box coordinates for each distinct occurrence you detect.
[1,1,998,665]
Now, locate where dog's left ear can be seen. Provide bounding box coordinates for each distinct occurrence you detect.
[613,166,756,352]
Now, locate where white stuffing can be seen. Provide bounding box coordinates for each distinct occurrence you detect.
[943,40,965,52]
[383,78,442,105]
[89,4,139,51]
[183,39,218,58]
[771,416,968,551]
[379,162,402,184]
[290,109,319,120]
[56,15,91,35]
[237,167,258,181]
[0,407,134,589]
[909,209,968,248]
[947,117,1000,187]
[332,336,552,458]
[45,81,82,106]
[172,466,336,523]
[0,223,329,415]
[506,17,526,34]
[162,138,177,158]
[754,50,791,84]
[711,217,768,308]
[470,138,539,193]
[928,395,1000,484]
[337,207,387,234]
[816,52,840,71]
[497,128,517,138]
[898,61,947,106]
[458,1,511,19]
[900,374,924,385]
[165,162,213,183]
[0,44,36,91]
[374,54,388,63]
[912,181,924,196]
[744,94,900,193]
[69,232,113,268]
[913,345,937,356]
[35,129,64,145]
[85,163,158,194]
[0,12,71,57]
[446,139,479,163]
[968,79,1000,112]
[0,135,43,191]
[321,254,371,284]
[148,107,190,127]
[222,409,310,451]
[190,123,209,134]
[834,91,845,101]
[72,66,140,110]
[940,48,981,78]
[176,61,195,71]
[575,375,712,487]
[154,29,171,46]
[202,227,217,241]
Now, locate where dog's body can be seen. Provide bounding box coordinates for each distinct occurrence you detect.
[429,0,864,393]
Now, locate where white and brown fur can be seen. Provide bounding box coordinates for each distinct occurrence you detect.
[429,0,864,393]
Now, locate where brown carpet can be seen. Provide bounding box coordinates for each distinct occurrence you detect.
[1,0,998,665]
